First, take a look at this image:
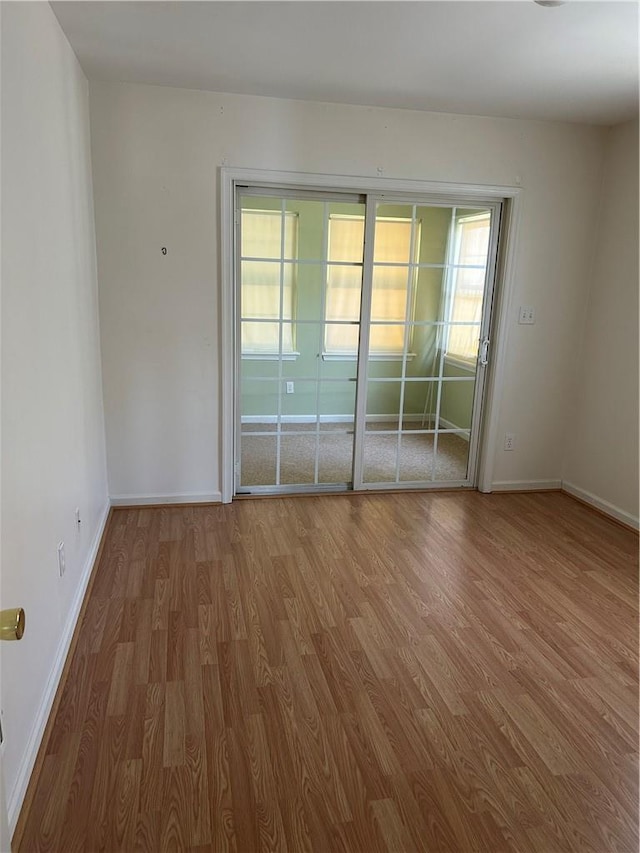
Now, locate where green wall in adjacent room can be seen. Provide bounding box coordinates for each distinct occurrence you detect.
[440,362,475,430]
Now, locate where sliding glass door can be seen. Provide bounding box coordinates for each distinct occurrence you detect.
[356,201,496,489]
[235,189,500,495]
[237,193,366,492]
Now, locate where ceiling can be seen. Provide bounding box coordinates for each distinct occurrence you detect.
[51,1,639,126]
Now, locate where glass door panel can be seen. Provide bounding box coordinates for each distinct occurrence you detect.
[402,381,439,429]
[280,432,317,485]
[359,202,495,488]
[398,433,435,482]
[363,434,400,483]
[318,434,355,484]
[365,381,402,429]
[317,380,356,484]
[239,380,279,428]
[240,435,278,487]
[433,432,470,481]
[237,193,365,492]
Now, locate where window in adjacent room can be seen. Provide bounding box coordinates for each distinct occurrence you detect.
[324,215,420,357]
[240,209,298,356]
[445,212,491,364]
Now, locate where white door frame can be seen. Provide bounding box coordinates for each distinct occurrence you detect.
[220,167,522,504]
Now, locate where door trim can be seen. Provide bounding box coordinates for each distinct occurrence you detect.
[220,167,522,503]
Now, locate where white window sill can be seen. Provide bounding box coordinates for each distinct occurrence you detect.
[322,352,416,362]
[444,354,476,372]
[241,351,300,361]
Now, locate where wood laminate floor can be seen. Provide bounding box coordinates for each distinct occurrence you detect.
[15,491,639,852]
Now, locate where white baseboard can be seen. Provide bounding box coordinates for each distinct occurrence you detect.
[241,414,467,429]
[490,479,562,492]
[437,417,470,440]
[109,492,222,507]
[561,481,639,531]
[7,501,111,834]
[242,414,353,424]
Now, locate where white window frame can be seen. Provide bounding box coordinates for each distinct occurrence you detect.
[444,211,492,371]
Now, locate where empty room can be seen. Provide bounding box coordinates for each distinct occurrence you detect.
[1,1,638,851]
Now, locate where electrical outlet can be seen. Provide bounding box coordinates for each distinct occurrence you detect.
[518,306,535,325]
[504,433,516,451]
[57,541,66,577]
[286,381,295,394]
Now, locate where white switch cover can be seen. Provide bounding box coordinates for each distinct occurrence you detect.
[286,381,294,394]
[58,541,66,576]
[518,306,535,325]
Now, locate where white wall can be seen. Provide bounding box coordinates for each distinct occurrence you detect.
[90,81,607,501]
[1,2,108,831]
[563,120,639,526]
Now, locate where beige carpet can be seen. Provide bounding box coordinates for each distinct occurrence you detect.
[240,421,469,487]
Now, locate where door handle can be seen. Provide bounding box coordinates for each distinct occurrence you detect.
[0,608,25,641]
[479,338,490,366]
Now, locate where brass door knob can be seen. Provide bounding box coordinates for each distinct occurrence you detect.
[0,608,25,641]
